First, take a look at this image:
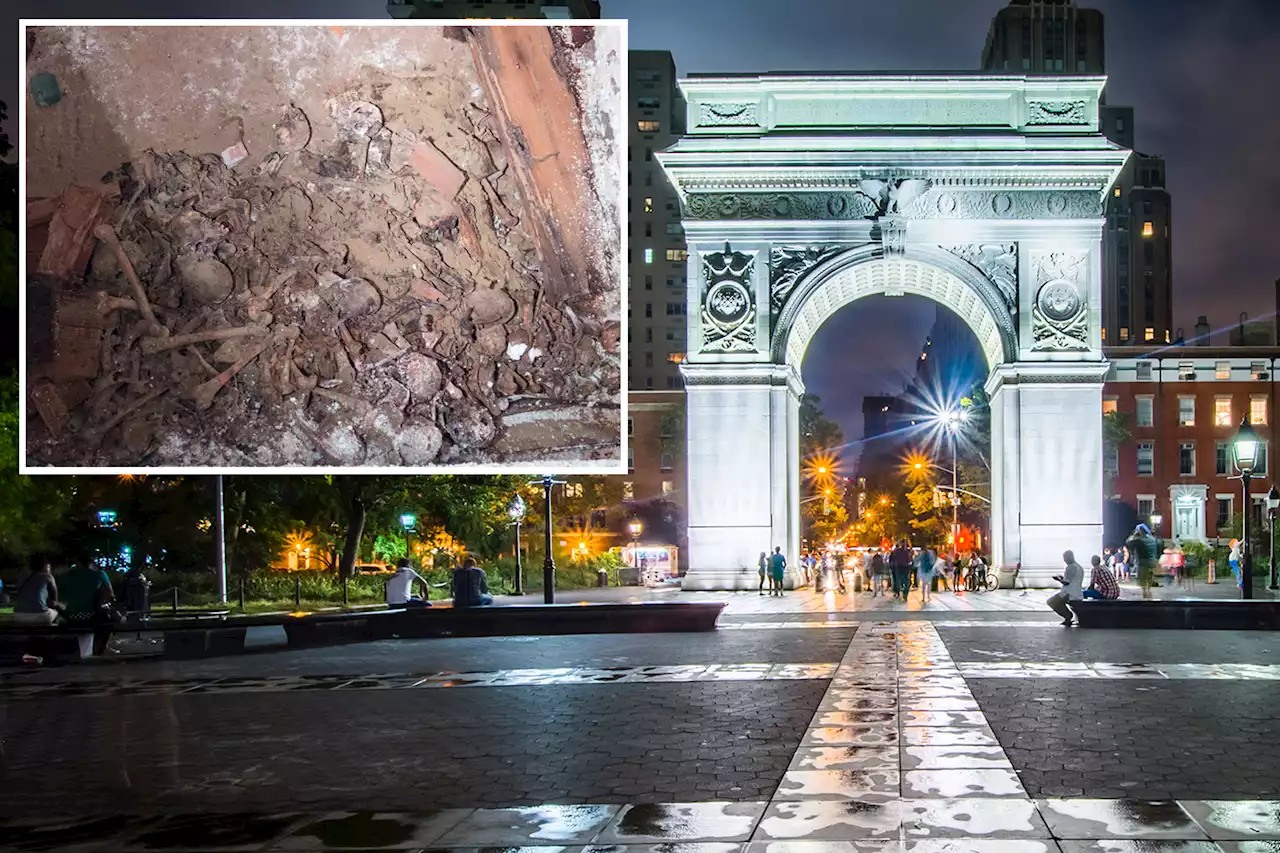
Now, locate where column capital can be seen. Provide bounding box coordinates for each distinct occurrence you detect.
[984,361,1110,395]
[680,362,805,397]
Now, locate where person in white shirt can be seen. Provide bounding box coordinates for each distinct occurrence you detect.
[385,558,430,608]
[1047,550,1085,626]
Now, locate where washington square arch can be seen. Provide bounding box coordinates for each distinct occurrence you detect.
[657,73,1131,590]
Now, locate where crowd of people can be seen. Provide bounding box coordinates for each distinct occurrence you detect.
[763,542,996,601]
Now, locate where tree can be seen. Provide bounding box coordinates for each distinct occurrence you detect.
[1102,410,1133,496]
[0,375,75,562]
[800,393,844,456]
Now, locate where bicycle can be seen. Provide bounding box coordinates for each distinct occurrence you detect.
[963,564,1000,592]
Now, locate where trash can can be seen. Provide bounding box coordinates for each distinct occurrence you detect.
[597,568,608,587]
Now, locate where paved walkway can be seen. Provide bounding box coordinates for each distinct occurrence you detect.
[2,589,1278,851]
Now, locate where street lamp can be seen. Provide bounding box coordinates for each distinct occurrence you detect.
[628,518,643,570]
[1232,417,1261,600]
[508,495,527,595]
[530,475,566,603]
[400,513,417,568]
[1150,514,1163,531]
[1267,485,1280,590]
[938,408,967,563]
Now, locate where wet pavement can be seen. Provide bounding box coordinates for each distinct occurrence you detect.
[2,594,1279,852]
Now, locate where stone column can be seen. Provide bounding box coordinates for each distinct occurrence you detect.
[988,363,1110,586]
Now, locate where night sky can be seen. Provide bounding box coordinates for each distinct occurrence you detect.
[5,0,1280,452]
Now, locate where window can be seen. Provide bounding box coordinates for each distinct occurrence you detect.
[1217,442,1230,475]
[662,480,675,496]
[1216,362,1231,380]
[1142,221,1154,237]
[1143,327,1155,342]
[1137,362,1152,381]
[1102,397,1118,415]
[644,352,653,367]
[644,275,652,290]
[666,249,688,262]
[644,223,652,237]
[1104,443,1119,476]
[627,417,633,434]
[666,376,679,389]
[1178,396,1195,426]
[628,446,634,469]
[645,377,653,390]
[1116,117,1126,132]
[667,352,685,364]
[665,303,686,316]
[1144,241,1155,265]
[622,481,634,500]
[665,328,683,342]
[1258,442,1269,475]
[1252,362,1269,380]
[636,97,660,109]
[665,222,683,235]
[634,70,661,83]
[644,328,652,343]
[1216,497,1233,530]
[1100,327,1106,341]
[1179,442,1196,476]
[1215,397,1233,426]
[660,453,674,472]
[1165,330,1171,344]
[1120,327,1130,342]
[643,197,653,213]
[644,303,652,318]
[1252,397,1268,425]
[643,248,653,264]
[1136,442,1154,476]
[636,120,660,133]
[564,482,583,498]
[644,148,653,162]
[1113,187,1121,197]
[1138,495,1156,519]
[1136,396,1154,427]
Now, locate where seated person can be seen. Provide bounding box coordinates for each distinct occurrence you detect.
[1083,554,1121,600]
[385,558,431,608]
[452,556,493,608]
[12,558,63,626]
[59,560,120,655]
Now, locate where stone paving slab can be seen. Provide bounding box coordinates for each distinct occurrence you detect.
[938,627,1280,666]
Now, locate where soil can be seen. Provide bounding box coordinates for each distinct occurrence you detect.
[24,25,622,468]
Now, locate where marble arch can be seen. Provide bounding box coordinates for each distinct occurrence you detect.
[658,73,1131,589]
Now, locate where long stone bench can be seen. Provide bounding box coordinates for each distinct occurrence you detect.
[282,601,726,648]
[1073,599,1280,630]
[0,624,99,663]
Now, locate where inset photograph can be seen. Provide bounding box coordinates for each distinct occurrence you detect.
[22,21,624,470]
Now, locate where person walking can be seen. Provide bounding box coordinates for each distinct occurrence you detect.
[939,552,953,591]
[916,545,937,603]
[758,551,769,596]
[869,551,887,597]
[1083,554,1120,600]
[769,546,787,596]
[1047,550,1085,626]
[1229,538,1243,589]
[889,540,912,600]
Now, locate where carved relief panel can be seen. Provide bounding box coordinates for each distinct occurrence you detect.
[768,245,852,314]
[1030,250,1090,351]
[700,245,758,353]
[943,244,1019,315]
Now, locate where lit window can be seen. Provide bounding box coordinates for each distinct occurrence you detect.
[622,481,634,500]
[1113,187,1121,197]
[1179,362,1195,380]
[1216,362,1231,380]
[666,249,688,262]
[662,480,675,496]
[1120,326,1130,341]
[1165,331,1171,343]
[1137,443,1154,476]
[637,120,660,133]
[643,197,653,213]
[1100,328,1106,341]
[1215,398,1232,426]
[1178,396,1195,427]
[1145,327,1156,341]
[1102,398,1118,414]
[1136,396,1154,427]
[667,352,686,364]
[643,248,653,264]
[1142,221,1154,237]
[564,482,583,498]
[1252,397,1268,425]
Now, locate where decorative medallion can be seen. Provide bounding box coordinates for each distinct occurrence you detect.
[1047,193,1067,215]
[682,190,1102,221]
[769,244,852,312]
[935,192,957,215]
[698,101,760,128]
[991,193,1014,216]
[943,244,1018,314]
[701,244,757,353]
[1026,100,1088,126]
[1031,250,1090,351]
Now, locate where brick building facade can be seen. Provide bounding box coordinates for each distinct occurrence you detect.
[1104,347,1280,544]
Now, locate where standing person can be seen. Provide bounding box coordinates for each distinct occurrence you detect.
[12,558,63,626]
[938,552,953,591]
[916,545,937,602]
[869,551,887,597]
[769,546,787,596]
[1083,554,1120,600]
[758,551,769,596]
[1229,539,1243,589]
[1047,550,1085,626]
[889,540,911,599]
[1127,524,1159,599]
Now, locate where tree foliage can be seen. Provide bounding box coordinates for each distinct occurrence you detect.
[800,393,844,457]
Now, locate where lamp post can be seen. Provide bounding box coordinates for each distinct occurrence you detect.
[1232,418,1261,600]
[941,409,967,563]
[628,518,643,569]
[508,495,526,595]
[400,513,417,568]
[1267,486,1280,590]
[530,475,566,604]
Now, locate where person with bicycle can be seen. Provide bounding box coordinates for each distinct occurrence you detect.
[967,551,987,591]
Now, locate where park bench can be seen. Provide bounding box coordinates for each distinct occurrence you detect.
[1073,599,1280,630]
[0,622,110,663]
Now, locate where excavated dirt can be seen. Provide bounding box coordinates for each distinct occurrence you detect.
[24,25,623,468]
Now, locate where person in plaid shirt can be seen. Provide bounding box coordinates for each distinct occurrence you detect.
[1083,554,1121,600]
